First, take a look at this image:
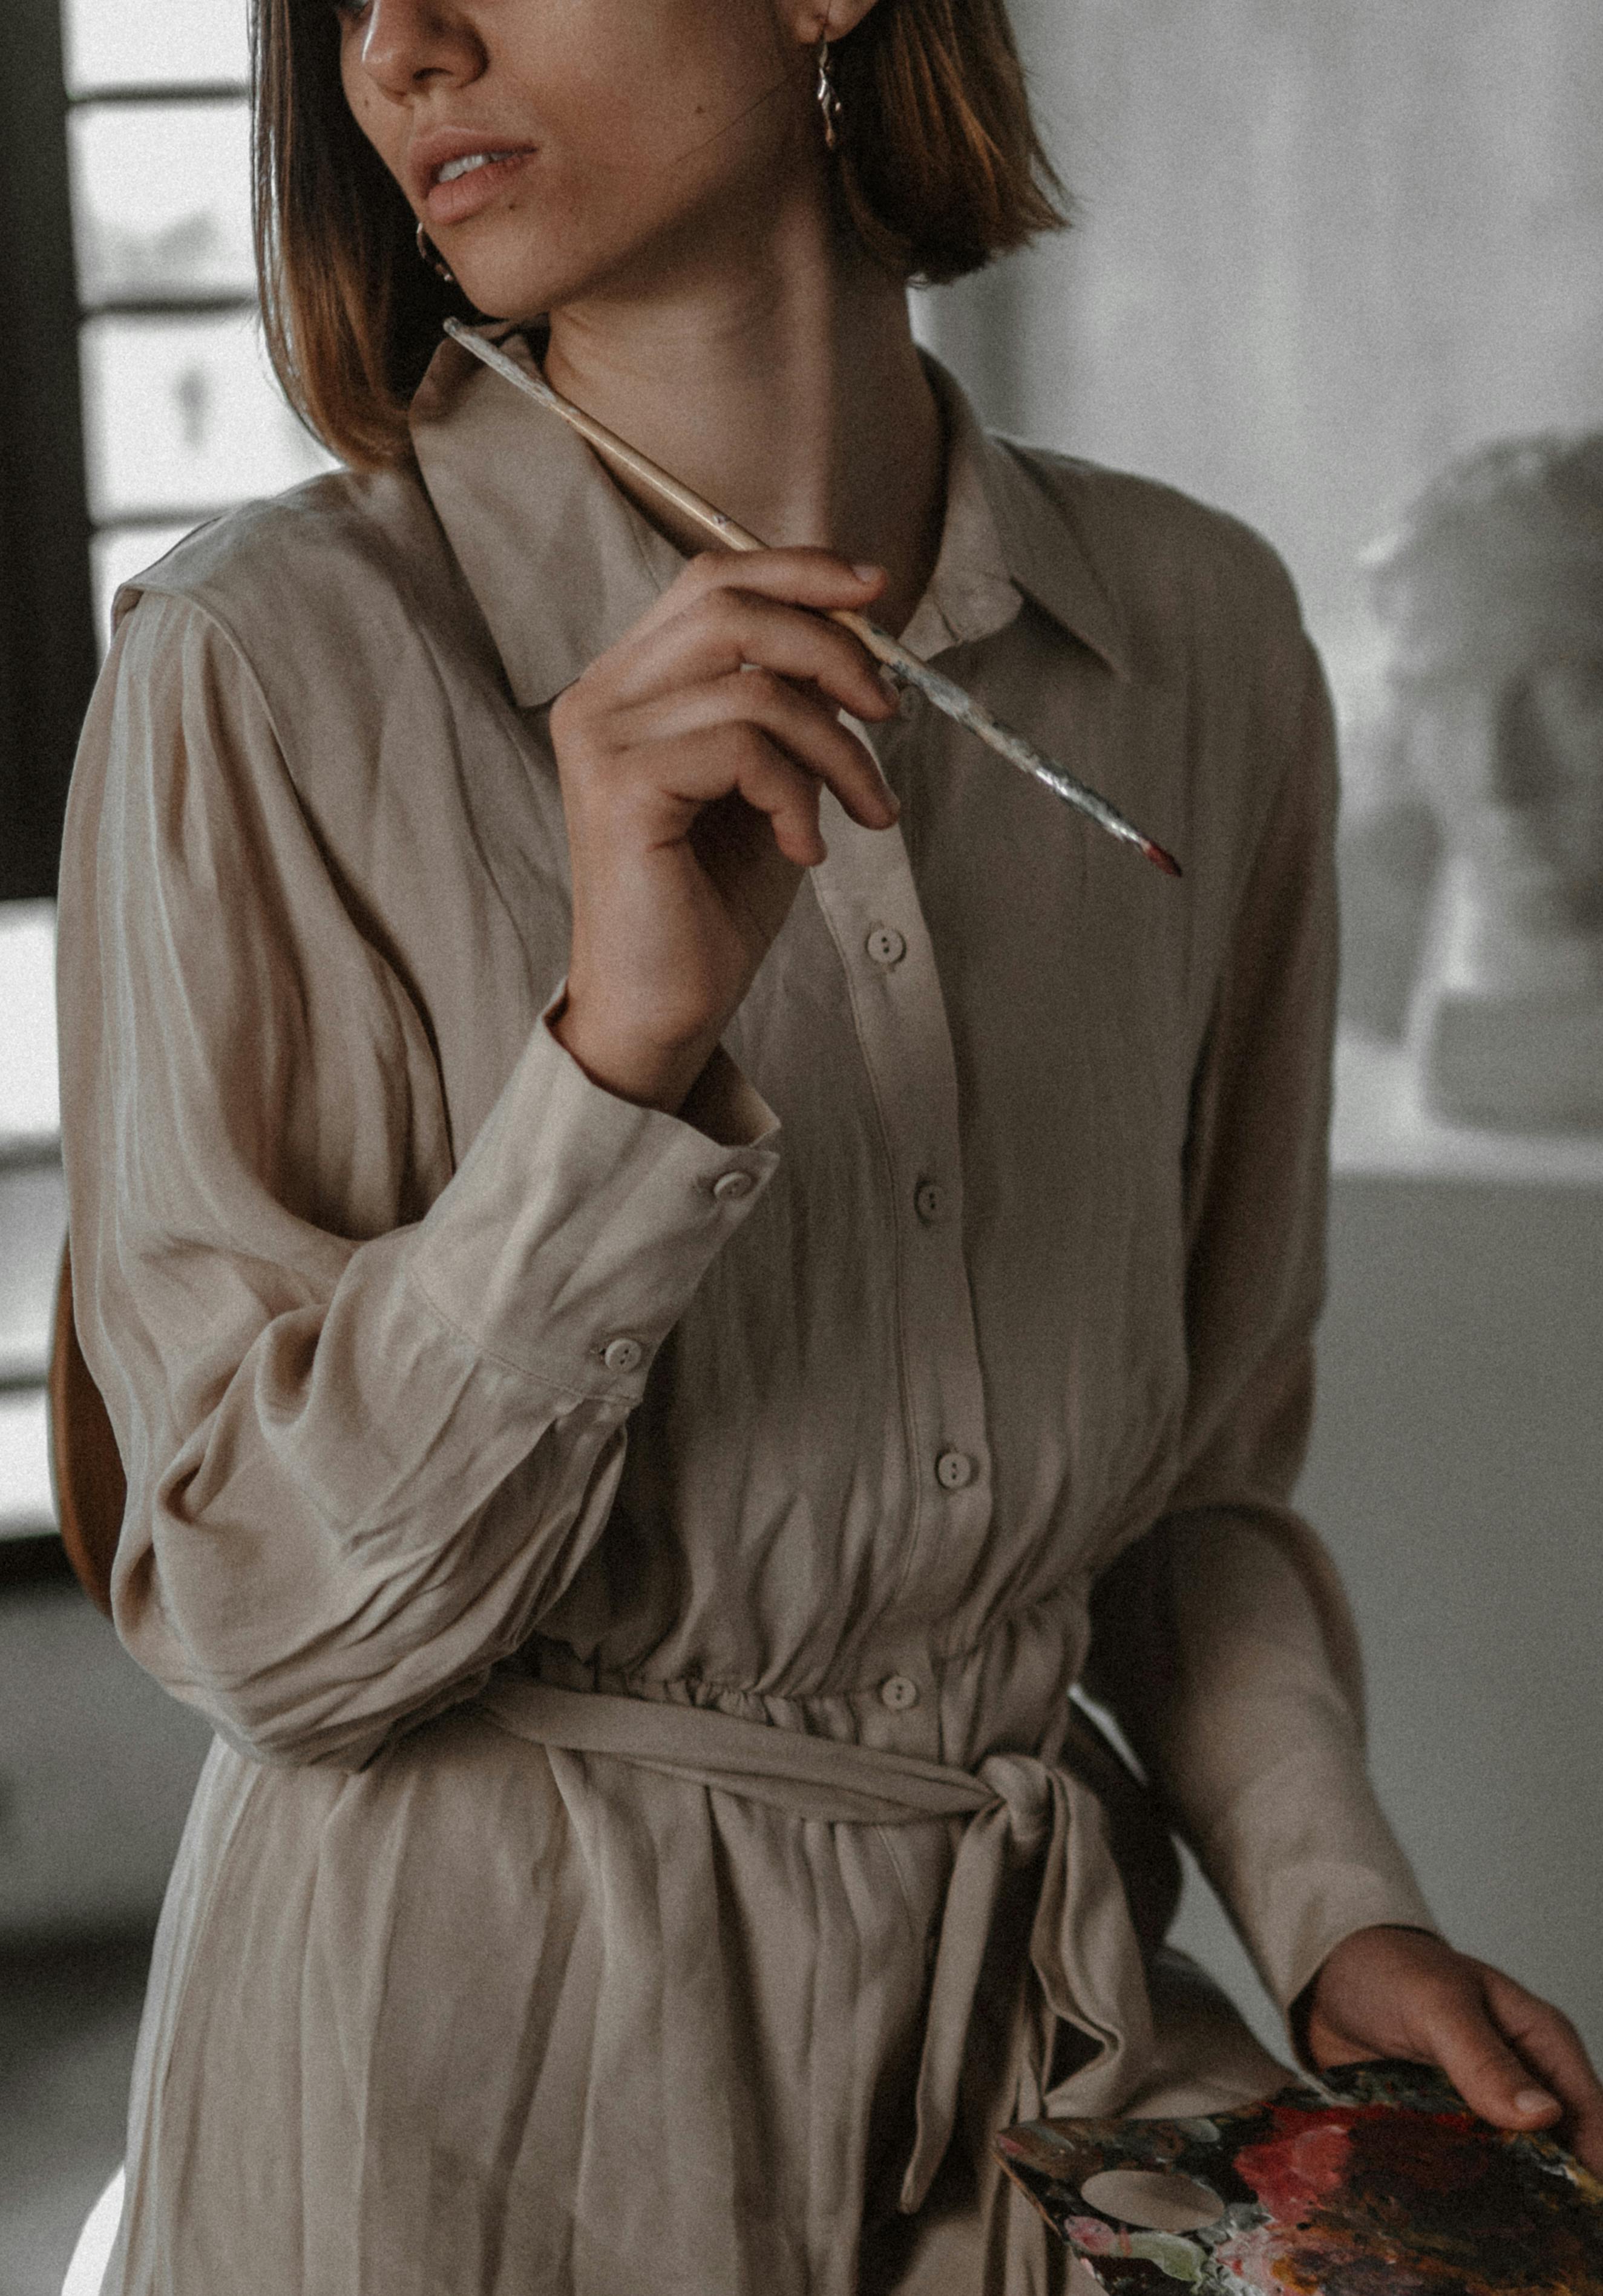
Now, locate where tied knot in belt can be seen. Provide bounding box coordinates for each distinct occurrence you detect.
[477,1678,1165,2211]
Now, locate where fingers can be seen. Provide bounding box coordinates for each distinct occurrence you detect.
[1302,1928,1603,2178]
[595,548,894,715]
[1415,1957,1603,2168]
[1478,1964,1603,2173]
[606,667,897,835]
[644,544,887,636]
[1422,1982,1561,2131]
[642,722,827,868]
[556,546,902,860]
[607,583,897,728]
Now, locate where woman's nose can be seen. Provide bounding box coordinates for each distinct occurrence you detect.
[353,0,484,100]
[1484,682,1547,813]
[1438,684,1541,817]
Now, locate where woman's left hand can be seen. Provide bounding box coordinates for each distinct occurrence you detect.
[1302,1924,1603,2174]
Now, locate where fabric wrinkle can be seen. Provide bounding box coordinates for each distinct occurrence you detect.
[474,1678,1162,2217]
[54,343,1440,2295]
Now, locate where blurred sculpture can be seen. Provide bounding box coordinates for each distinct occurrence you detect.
[1338,433,1603,1130]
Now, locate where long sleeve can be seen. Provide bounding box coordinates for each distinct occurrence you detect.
[1084,632,1438,2029]
[56,592,779,1770]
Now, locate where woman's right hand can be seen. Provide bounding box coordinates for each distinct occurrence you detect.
[548,547,900,1114]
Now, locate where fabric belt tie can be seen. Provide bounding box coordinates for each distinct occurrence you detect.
[475,1677,1159,2213]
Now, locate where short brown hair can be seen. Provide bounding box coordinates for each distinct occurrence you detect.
[254,0,1069,471]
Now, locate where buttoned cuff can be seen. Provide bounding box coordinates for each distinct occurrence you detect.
[410,1002,780,1401]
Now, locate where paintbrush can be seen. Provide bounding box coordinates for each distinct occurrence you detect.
[444,319,1181,878]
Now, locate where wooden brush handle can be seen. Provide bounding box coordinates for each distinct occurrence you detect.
[442,322,1179,875]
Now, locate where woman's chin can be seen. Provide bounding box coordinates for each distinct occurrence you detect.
[436,220,589,328]
[448,249,611,329]
[445,261,554,325]
[456,289,547,328]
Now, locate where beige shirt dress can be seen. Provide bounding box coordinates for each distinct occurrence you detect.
[56,337,1437,2295]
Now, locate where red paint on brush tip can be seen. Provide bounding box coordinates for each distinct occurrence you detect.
[1142,839,1183,877]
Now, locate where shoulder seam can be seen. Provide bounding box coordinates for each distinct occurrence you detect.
[115,586,309,825]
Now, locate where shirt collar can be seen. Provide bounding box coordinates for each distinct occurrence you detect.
[409,328,1128,710]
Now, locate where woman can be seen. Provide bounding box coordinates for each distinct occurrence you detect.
[57,0,1603,2289]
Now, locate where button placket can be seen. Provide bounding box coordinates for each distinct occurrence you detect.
[807,784,994,1621]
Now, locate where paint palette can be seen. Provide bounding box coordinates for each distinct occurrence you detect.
[995,2059,1603,2291]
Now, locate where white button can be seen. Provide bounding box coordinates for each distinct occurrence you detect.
[602,1336,644,1375]
[936,1449,975,1491]
[914,1180,946,1225]
[712,1170,754,1203]
[866,926,906,967]
[879,1673,920,1712]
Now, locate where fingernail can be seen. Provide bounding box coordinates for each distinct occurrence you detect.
[853,563,882,584]
[1516,2087,1559,2117]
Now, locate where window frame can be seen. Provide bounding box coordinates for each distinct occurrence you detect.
[0,0,99,904]
[0,7,255,1583]
[0,5,258,903]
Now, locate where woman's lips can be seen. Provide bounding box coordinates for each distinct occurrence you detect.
[424,149,536,229]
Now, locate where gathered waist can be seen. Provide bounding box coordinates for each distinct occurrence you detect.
[474,1673,1179,2211]
[480,1675,1171,1901]
[517,1571,1113,1768]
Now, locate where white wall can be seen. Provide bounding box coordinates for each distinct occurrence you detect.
[919,0,1603,636]
[923,6,1603,2066]
[1173,1162,1603,2066]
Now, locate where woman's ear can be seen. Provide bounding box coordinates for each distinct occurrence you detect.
[776,0,885,48]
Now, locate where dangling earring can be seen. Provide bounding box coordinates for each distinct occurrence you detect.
[416,219,454,284]
[815,31,842,151]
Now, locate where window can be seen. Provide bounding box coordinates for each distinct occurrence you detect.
[1,0,332,1569]
[64,0,335,635]
[0,904,61,1549]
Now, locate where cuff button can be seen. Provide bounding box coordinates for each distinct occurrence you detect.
[712,1169,755,1203]
[602,1335,645,1375]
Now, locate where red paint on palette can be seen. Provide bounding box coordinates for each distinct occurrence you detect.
[1233,2111,1352,2219]
[996,2059,1603,2291]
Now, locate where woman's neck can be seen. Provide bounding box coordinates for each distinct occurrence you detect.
[540,201,945,636]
